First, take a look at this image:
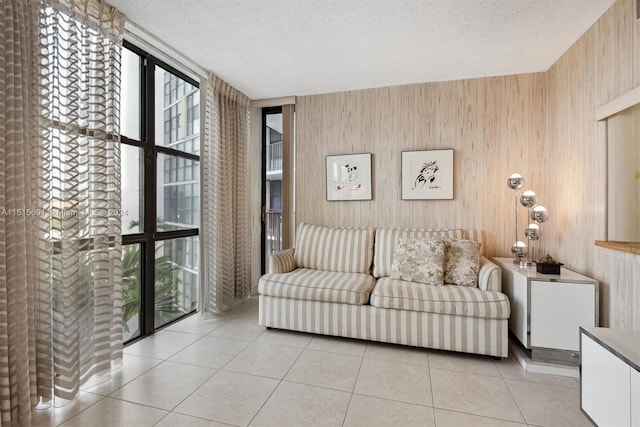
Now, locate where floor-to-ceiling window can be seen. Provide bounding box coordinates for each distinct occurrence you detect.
[120,41,200,343]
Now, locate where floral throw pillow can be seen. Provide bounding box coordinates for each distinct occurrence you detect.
[444,239,481,286]
[390,238,445,286]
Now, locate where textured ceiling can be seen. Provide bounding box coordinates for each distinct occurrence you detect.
[109,0,615,100]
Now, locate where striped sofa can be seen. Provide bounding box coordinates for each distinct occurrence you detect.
[258,223,510,357]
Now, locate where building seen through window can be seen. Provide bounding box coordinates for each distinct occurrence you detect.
[155,67,200,326]
[119,45,201,341]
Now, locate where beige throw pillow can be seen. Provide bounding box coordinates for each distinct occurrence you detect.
[390,237,445,285]
[444,239,481,286]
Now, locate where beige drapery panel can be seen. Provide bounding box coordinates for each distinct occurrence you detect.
[0,2,50,424]
[281,104,296,249]
[202,75,253,312]
[0,0,124,424]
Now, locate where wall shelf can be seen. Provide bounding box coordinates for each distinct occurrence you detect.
[595,241,640,255]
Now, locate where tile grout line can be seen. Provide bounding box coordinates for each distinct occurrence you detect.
[503,375,582,389]
[501,375,529,425]
[112,317,235,423]
[57,354,167,423]
[125,329,211,361]
[152,410,242,427]
[426,352,437,426]
[433,407,530,426]
[65,349,192,424]
[495,360,582,390]
[51,393,109,427]
[57,303,584,427]
[243,326,314,426]
[81,356,163,396]
[105,394,176,413]
[340,342,368,426]
[112,331,213,403]
[164,312,262,426]
[429,361,529,425]
[166,371,241,427]
[58,394,176,426]
[160,365,218,413]
[152,411,172,426]
[428,364,503,379]
[166,335,252,369]
[54,313,246,426]
[349,392,436,410]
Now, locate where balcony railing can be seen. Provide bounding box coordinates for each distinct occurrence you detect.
[267,141,282,172]
[265,210,282,257]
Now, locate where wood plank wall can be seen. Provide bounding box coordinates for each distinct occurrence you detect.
[294,0,640,328]
[545,0,640,329]
[295,75,546,258]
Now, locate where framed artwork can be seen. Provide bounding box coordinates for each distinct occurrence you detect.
[401,149,454,200]
[326,153,372,201]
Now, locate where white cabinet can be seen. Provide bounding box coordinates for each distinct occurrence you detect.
[580,328,640,427]
[530,281,596,351]
[633,368,640,426]
[493,258,598,364]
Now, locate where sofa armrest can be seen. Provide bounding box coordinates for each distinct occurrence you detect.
[268,248,296,274]
[478,257,502,292]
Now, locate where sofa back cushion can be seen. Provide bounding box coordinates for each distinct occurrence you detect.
[294,223,375,274]
[373,228,464,278]
[464,229,484,251]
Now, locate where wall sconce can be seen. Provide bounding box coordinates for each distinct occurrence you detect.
[507,174,549,266]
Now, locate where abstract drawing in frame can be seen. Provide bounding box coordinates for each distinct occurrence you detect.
[401,149,454,200]
[326,153,372,201]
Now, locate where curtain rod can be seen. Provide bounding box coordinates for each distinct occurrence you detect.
[123,20,209,82]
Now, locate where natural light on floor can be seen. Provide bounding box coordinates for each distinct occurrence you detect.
[31,297,591,426]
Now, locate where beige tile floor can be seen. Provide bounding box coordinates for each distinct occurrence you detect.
[33,298,591,427]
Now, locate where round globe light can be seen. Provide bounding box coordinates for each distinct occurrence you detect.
[520,190,537,208]
[525,223,541,240]
[531,205,549,223]
[511,240,527,253]
[507,173,525,190]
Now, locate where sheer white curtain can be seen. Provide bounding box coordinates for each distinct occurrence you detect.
[0,0,124,424]
[202,75,254,313]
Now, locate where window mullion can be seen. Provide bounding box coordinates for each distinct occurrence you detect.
[142,54,156,337]
[122,41,201,340]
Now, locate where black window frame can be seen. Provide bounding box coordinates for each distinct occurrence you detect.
[121,40,201,345]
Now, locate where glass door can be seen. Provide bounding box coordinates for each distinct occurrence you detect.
[262,107,283,273]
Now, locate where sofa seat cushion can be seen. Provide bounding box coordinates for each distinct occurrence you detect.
[258,268,376,305]
[370,277,510,319]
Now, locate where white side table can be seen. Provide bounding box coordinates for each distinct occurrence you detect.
[580,327,640,427]
[493,257,599,377]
